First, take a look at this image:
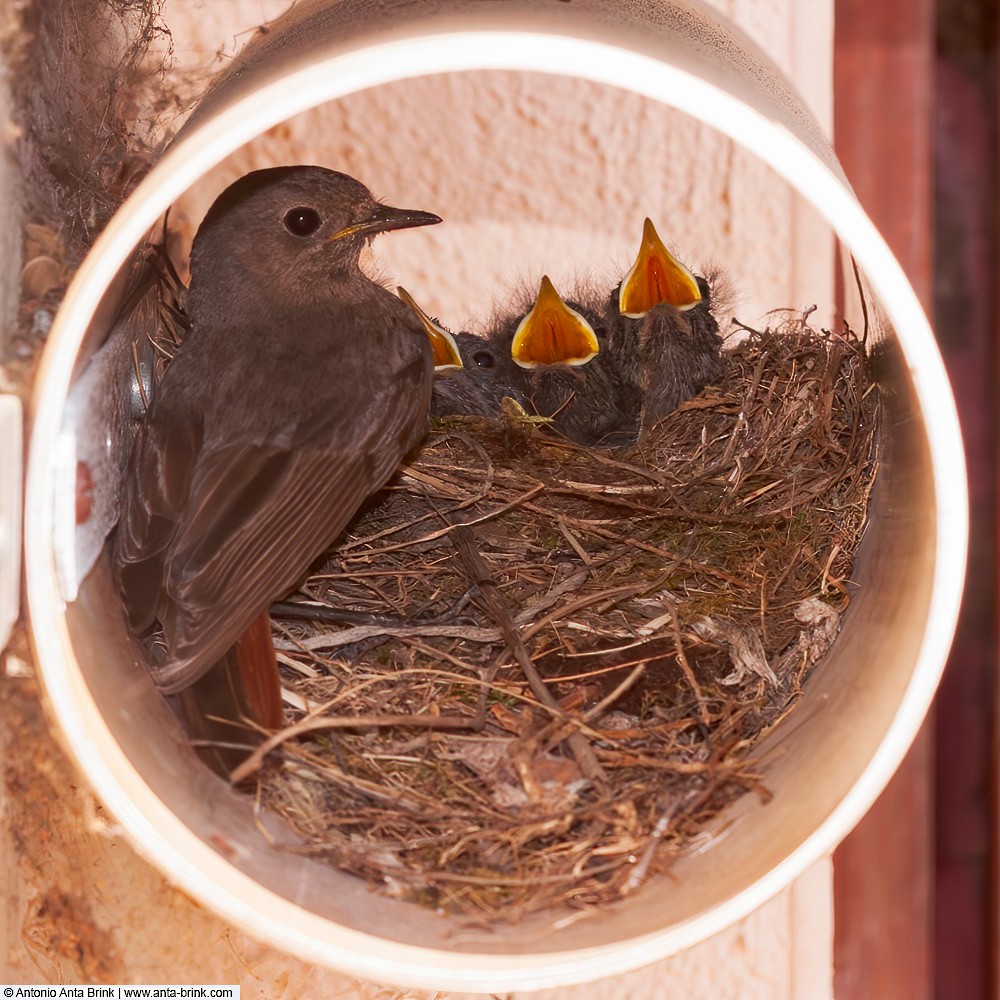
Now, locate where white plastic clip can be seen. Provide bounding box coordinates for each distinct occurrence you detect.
[0,394,22,651]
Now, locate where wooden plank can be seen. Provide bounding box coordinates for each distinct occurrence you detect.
[833,739,933,999]
[832,2,935,999]
[930,4,996,998]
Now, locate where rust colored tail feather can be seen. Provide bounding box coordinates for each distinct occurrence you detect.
[176,610,283,777]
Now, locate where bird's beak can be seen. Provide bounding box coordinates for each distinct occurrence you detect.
[618,218,702,317]
[510,276,600,369]
[397,287,464,370]
[330,204,442,242]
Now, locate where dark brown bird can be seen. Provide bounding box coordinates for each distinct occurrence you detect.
[114,166,440,754]
[614,218,724,432]
[403,290,535,419]
[498,276,641,447]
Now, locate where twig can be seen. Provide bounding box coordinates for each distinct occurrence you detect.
[850,254,870,347]
[660,597,710,727]
[449,525,606,785]
[229,710,483,784]
[339,484,546,561]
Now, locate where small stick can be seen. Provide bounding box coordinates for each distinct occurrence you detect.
[660,597,711,727]
[580,662,648,724]
[620,797,684,895]
[229,710,482,785]
[850,254,870,347]
[531,661,648,760]
[449,525,606,785]
[341,483,546,561]
[270,601,404,626]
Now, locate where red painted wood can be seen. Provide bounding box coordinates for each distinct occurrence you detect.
[835,2,999,998]
[934,40,994,1000]
[832,1,936,998]
[932,6,996,999]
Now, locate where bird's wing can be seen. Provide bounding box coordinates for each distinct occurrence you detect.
[114,412,202,634]
[150,362,429,694]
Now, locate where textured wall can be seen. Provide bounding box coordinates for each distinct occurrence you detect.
[166,1,834,335]
[2,1,836,996]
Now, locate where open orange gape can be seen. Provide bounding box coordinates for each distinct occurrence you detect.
[24,0,965,991]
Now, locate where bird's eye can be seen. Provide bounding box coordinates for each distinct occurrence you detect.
[283,207,322,236]
[472,350,495,369]
[594,325,607,339]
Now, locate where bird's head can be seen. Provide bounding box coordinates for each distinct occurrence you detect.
[188,165,440,315]
[509,276,602,369]
[617,218,703,318]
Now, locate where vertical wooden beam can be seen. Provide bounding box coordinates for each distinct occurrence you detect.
[995,100,1000,974]
[832,2,935,999]
[932,6,997,1000]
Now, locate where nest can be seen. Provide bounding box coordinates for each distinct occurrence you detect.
[238,314,880,922]
[14,0,177,258]
[9,0,184,372]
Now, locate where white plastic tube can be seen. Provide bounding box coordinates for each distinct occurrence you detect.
[24,0,966,990]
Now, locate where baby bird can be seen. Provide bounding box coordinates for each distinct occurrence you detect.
[399,288,534,418]
[410,220,724,450]
[615,218,724,432]
[501,276,642,447]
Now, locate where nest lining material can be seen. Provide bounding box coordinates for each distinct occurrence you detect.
[229,314,879,922]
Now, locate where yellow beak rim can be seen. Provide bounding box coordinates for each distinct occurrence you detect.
[510,276,600,369]
[397,286,463,370]
[330,205,441,242]
[618,218,702,318]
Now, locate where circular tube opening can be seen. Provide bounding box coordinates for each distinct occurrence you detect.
[25,1,967,990]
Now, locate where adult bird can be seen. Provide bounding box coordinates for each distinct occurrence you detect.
[114,166,440,764]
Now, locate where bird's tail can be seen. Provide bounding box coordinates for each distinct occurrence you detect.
[176,610,283,778]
